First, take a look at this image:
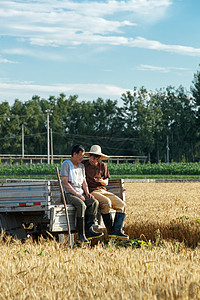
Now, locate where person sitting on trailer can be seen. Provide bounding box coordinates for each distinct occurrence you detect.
[83,145,129,240]
[60,144,103,244]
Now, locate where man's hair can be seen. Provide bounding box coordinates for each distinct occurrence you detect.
[71,144,85,156]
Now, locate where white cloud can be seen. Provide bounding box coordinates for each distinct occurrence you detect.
[3,36,200,58]
[0,0,171,18]
[0,80,126,103]
[137,64,190,73]
[0,56,18,64]
[0,1,170,46]
[129,37,200,56]
[3,48,64,61]
[1,1,200,58]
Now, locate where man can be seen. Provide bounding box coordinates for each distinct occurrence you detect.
[83,145,129,240]
[60,144,103,244]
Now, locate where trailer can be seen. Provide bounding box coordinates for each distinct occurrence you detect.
[0,179,125,243]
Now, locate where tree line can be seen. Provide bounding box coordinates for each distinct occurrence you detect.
[1,67,200,163]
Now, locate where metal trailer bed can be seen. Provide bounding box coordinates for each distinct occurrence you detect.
[0,179,125,241]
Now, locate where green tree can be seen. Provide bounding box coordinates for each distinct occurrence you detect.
[191,65,200,106]
[23,96,46,154]
[191,66,200,160]
[0,101,11,153]
[121,87,163,160]
[155,86,196,162]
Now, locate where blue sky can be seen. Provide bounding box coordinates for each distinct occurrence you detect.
[0,0,200,106]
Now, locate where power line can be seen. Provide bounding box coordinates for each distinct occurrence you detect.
[0,113,46,119]
[0,132,47,141]
[0,130,145,143]
[53,132,144,142]
[0,130,145,154]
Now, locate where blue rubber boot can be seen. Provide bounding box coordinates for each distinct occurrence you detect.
[85,215,104,240]
[108,212,129,240]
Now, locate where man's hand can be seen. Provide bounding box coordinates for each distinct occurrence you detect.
[62,176,86,201]
[86,192,95,199]
[78,194,85,201]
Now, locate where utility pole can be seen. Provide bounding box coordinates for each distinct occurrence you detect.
[166,136,170,163]
[45,110,52,164]
[51,128,53,164]
[22,123,24,158]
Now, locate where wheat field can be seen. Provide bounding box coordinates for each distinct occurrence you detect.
[1,182,200,299]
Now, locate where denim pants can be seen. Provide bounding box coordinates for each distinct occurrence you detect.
[65,193,99,218]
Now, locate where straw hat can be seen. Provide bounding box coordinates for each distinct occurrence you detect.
[85,145,110,159]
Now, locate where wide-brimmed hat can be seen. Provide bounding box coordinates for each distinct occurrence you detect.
[85,145,110,159]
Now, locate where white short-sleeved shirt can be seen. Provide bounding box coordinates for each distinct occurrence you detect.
[60,160,85,195]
